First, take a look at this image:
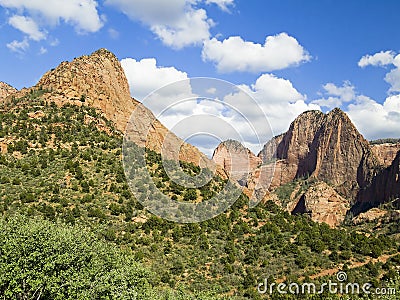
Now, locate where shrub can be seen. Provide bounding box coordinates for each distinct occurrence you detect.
[0,215,153,299]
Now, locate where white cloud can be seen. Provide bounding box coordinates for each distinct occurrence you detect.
[346,94,400,140]
[358,50,400,93]
[8,15,46,41]
[385,67,400,93]
[121,57,190,101]
[6,38,29,53]
[151,8,213,49]
[106,0,221,49]
[49,38,60,47]
[0,0,104,33]
[204,0,234,12]
[358,50,395,68]
[39,46,47,55]
[312,81,356,108]
[227,74,319,137]
[202,33,311,73]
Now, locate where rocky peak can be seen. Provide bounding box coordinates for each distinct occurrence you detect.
[212,139,261,183]
[36,48,134,132]
[0,82,17,101]
[259,108,381,199]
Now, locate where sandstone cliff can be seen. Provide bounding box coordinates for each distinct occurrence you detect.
[371,143,400,167]
[212,140,261,183]
[259,108,381,200]
[290,181,350,228]
[31,49,215,169]
[354,150,400,214]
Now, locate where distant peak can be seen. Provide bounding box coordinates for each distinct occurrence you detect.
[0,81,18,100]
[221,139,245,148]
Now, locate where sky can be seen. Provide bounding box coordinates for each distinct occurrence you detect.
[1,0,400,156]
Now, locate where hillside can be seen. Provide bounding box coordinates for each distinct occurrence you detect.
[0,49,399,299]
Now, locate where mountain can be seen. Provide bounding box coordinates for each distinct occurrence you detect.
[213,108,399,225]
[290,181,350,227]
[259,108,382,200]
[212,139,261,183]
[204,100,400,225]
[4,49,215,170]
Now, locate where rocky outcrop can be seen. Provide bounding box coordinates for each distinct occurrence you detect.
[0,82,17,101]
[371,143,400,167]
[259,108,381,200]
[352,208,388,225]
[290,182,350,228]
[354,151,400,214]
[34,49,216,170]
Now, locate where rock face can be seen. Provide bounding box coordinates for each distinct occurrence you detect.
[212,140,261,183]
[258,108,381,200]
[290,182,350,228]
[34,49,215,170]
[354,151,400,214]
[0,82,17,101]
[371,143,400,167]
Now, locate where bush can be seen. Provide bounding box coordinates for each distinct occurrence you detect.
[0,215,154,299]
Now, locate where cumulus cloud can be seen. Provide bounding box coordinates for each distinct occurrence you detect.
[151,8,213,49]
[0,0,104,33]
[106,0,224,49]
[358,50,396,68]
[358,50,400,93]
[347,94,400,140]
[8,15,46,41]
[312,81,356,108]
[202,33,311,73]
[6,38,30,53]
[121,57,190,101]
[385,67,400,93]
[229,74,319,138]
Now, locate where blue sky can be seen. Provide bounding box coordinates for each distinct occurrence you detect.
[1,0,400,155]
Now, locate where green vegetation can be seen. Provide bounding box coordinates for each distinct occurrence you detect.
[0,91,399,299]
[370,138,400,145]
